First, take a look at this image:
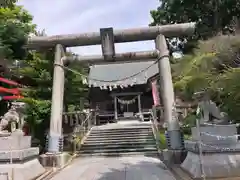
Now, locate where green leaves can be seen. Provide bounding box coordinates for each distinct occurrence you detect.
[0,5,36,59]
[0,4,89,147]
[150,0,240,39]
[21,98,51,138]
[0,0,18,8]
[172,35,240,121]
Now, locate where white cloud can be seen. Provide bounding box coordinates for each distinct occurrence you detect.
[17,0,159,55]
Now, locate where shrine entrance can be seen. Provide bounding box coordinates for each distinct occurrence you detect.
[112,92,142,120]
[27,22,196,153]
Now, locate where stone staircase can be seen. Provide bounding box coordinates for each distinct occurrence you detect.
[78,121,159,156]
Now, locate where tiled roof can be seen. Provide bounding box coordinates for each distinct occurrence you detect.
[88,60,158,87]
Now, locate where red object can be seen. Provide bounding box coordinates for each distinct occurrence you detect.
[0,87,20,94]
[2,95,23,100]
[22,124,30,136]
[0,76,24,100]
[0,77,20,86]
[151,80,160,106]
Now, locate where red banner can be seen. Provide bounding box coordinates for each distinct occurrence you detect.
[151,80,160,106]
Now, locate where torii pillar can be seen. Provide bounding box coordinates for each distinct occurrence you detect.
[47,44,65,153]
[156,35,182,149]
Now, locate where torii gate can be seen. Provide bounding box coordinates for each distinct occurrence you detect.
[27,22,196,155]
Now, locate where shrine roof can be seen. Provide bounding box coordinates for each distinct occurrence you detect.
[88,60,158,87]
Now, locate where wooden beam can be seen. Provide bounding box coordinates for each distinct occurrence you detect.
[111,92,143,97]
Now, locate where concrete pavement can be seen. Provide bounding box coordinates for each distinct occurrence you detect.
[50,155,176,180]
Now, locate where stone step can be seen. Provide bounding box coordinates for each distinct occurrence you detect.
[77,151,159,157]
[91,127,152,133]
[79,147,157,154]
[89,130,152,136]
[93,123,151,127]
[83,140,156,146]
[80,123,157,158]
[88,133,153,138]
[80,143,157,150]
[85,136,154,141]
[84,138,156,144]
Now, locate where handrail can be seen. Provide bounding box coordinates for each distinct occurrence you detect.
[79,111,95,149]
[62,109,96,153]
[80,112,91,127]
[149,110,161,149]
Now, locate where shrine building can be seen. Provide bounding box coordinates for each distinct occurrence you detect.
[87,60,161,124]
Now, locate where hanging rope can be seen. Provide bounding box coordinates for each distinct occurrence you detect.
[54,54,169,83]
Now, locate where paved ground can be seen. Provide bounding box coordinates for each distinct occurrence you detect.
[50,156,176,180]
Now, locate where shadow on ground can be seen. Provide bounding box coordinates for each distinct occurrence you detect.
[95,156,176,180]
[49,155,177,180]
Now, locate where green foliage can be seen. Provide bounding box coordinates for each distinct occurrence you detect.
[20,51,53,99]
[0,6,36,59]
[64,58,88,111]
[173,53,215,100]
[150,0,240,123]
[173,35,240,122]
[182,113,196,128]
[213,68,240,121]
[22,98,51,129]
[0,0,18,8]
[19,50,88,137]
[0,5,88,146]
[159,132,167,149]
[150,0,240,39]
[0,4,38,124]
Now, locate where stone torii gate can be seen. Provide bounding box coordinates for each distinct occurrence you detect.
[27,22,196,156]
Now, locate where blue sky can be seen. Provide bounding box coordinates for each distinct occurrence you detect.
[17,0,160,55]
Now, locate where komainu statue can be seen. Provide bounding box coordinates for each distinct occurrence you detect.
[0,106,20,133]
[194,91,230,125]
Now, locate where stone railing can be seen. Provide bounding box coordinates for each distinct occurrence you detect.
[62,109,97,152]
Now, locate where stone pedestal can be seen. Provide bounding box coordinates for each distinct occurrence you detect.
[181,124,240,179]
[0,135,45,180]
[39,152,72,168]
[162,149,187,165]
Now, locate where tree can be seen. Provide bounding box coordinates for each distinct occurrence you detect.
[0,5,35,116]
[150,0,240,39]
[0,5,35,60]
[172,35,240,121]
[19,45,88,147]
[0,4,88,148]
[150,1,240,123]
[0,0,18,8]
[64,52,88,111]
